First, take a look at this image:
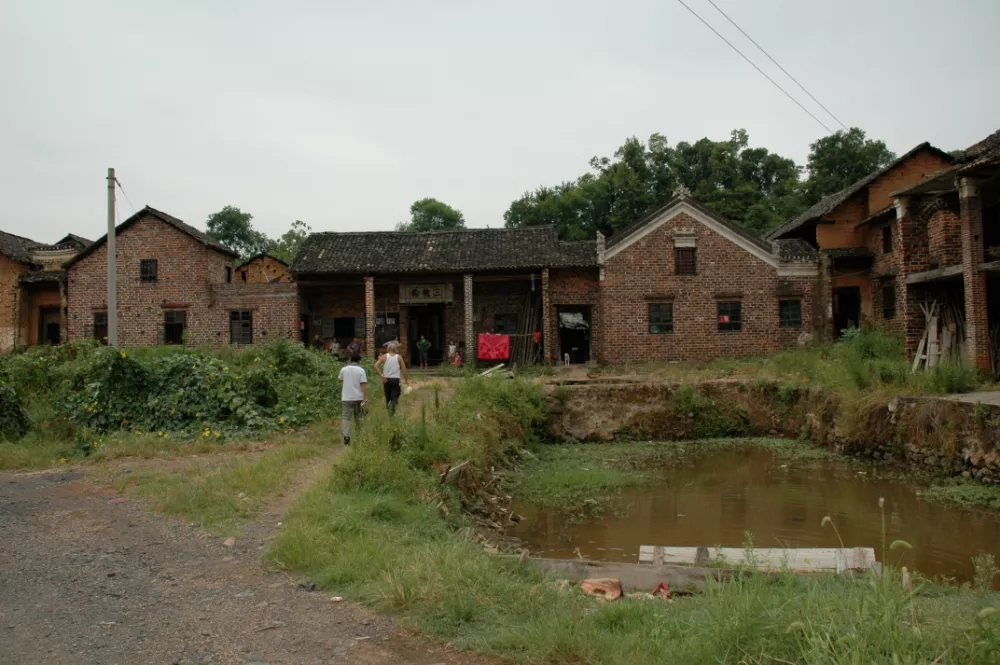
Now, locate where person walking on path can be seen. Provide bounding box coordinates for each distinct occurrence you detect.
[337,354,367,446]
[347,336,362,358]
[417,335,431,369]
[374,341,408,416]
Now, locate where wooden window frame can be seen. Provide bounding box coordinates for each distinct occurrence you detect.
[779,299,802,329]
[494,313,519,335]
[163,310,186,345]
[140,259,158,283]
[648,302,674,334]
[882,285,896,320]
[230,310,253,344]
[93,312,108,344]
[717,300,742,332]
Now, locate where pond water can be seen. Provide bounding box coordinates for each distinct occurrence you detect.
[511,446,1000,588]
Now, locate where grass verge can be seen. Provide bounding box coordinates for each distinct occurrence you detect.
[112,441,328,535]
[269,378,1000,664]
[922,481,1000,511]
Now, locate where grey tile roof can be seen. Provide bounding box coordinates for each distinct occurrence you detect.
[0,230,40,263]
[605,196,775,254]
[18,269,65,284]
[65,206,238,268]
[767,143,953,240]
[291,226,597,275]
[771,238,818,263]
[954,128,1000,164]
[58,234,92,249]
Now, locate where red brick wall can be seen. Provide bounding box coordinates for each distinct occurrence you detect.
[867,150,953,214]
[237,256,292,284]
[928,209,962,268]
[597,211,814,364]
[63,216,299,347]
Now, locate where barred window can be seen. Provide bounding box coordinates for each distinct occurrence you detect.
[717,301,742,332]
[779,299,802,329]
[648,303,674,334]
[164,310,186,345]
[674,247,697,275]
[494,313,518,335]
[140,259,158,283]
[230,310,253,344]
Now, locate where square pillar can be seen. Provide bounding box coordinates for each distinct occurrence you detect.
[364,275,376,358]
[959,177,990,372]
[541,268,552,363]
[59,281,68,344]
[463,274,474,365]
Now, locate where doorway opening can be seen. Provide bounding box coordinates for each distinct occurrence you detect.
[408,304,446,366]
[557,306,591,364]
[833,287,861,337]
[38,307,61,346]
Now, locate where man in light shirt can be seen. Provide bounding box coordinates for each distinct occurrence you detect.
[337,354,368,446]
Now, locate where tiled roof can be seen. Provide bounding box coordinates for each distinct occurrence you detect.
[954,128,1000,164]
[767,143,953,240]
[771,238,818,263]
[65,206,238,268]
[605,196,774,254]
[19,269,65,284]
[58,234,92,249]
[238,253,289,269]
[291,227,597,275]
[821,247,873,259]
[0,230,40,262]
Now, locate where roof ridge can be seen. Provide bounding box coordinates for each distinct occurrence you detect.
[311,226,555,237]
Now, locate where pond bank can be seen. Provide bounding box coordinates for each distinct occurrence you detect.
[545,379,1000,485]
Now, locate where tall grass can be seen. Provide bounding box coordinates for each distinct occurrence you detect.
[269,377,1000,665]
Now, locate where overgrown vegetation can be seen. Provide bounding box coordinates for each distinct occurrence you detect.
[270,379,1000,664]
[0,340,367,469]
[602,328,985,395]
[922,482,1000,511]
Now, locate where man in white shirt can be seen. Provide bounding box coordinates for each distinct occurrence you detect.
[337,354,368,446]
[374,341,408,416]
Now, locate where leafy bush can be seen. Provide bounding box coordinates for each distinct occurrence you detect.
[923,361,980,394]
[0,381,29,441]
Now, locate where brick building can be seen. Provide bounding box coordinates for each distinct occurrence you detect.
[292,189,818,365]
[0,231,89,351]
[236,254,292,284]
[768,129,1000,374]
[64,207,299,347]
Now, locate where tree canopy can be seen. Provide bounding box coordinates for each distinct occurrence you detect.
[504,127,896,239]
[268,220,311,263]
[802,128,897,205]
[397,198,466,232]
[205,206,271,257]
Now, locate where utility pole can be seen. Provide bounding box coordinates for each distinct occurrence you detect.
[107,167,118,347]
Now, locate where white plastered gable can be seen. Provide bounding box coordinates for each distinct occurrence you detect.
[601,200,816,278]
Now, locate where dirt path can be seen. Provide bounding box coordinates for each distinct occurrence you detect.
[0,467,494,665]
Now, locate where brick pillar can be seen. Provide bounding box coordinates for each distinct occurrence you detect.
[541,268,551,363]
[59,281,68,344]
[364,275,376,358]
[463,273,474,365]
[896,197,922,359]
[959,177,990,372]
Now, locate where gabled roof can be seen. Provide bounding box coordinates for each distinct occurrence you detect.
[65,206,238,268]
[771,238,819,263]
[953,128,1000,164]
[893,128,1000,197]
[57,234,92,249]
[0,229,40,263]
[238,253,289,269]
[767,143,954,240]
[291,226,596,275]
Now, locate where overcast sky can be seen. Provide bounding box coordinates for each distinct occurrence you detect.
[1,0,998,244]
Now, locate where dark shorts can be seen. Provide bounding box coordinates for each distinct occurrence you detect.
[419,350,429,363]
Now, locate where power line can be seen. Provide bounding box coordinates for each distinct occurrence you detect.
[114,177,137,214]
[702,0,848,131]
[674,0,834,134]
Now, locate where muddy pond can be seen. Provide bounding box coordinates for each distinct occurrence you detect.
[511,446,1000,588]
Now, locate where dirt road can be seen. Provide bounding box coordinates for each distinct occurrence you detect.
[0,469,487,665]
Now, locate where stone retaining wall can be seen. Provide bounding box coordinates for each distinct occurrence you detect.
[545,379,1000,484]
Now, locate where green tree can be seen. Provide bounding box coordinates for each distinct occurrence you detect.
[205,206,270,258]
[268,220,311,263]
[803,128,896,205]
[397,198,466,232]
[505,130,802,239]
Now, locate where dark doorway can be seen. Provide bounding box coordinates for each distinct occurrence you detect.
[38,307,61,345]
[833,287,861,337]
[557,306,591,364]
[408,304,446,365]
[300,314,310,344]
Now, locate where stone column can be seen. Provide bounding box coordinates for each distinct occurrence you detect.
[959,177,990,372]
[364,276,376,358]
[541,268,551,363]
[463,274,474,365]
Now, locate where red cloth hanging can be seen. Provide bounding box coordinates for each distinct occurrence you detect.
[478,333,510,360]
